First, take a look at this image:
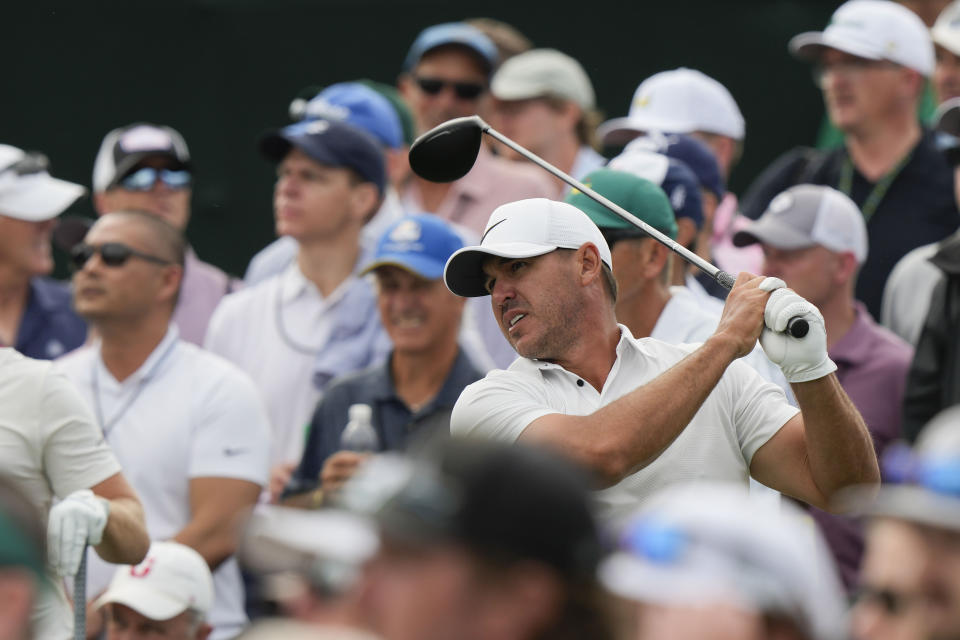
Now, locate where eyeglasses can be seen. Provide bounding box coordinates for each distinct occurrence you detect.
[414,76,486,101]
[0,152,49,177]
[70,242,172,269]
[118,167,191,191]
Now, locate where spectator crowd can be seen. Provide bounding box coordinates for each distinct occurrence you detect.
[6,3,960,639]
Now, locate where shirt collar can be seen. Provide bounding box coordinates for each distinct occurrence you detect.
[281,252,370,306]
[828,302,876,366]
[95,324,180,386]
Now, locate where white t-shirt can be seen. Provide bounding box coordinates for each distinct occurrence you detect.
[204,262,357,466]
[0,348,121,640]
[451,325,798,525]
[56,327,271,640]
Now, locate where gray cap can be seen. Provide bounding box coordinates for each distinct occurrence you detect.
[491,49,595,110]
[733,184,868,264]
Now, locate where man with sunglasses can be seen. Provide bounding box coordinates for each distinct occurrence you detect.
[397,22,555,236]
[0,144,88,359]
[740,0,960,321]
[92,123,239,345]
[56,210,271,639]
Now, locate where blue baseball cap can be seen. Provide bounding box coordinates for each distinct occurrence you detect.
[259,119,386,195]
[402,22,499,75]
[301,83,404,150]
[624,132,725,199]
[608,150,704,230]
[361,214,465,280]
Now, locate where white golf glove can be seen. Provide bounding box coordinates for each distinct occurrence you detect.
[757,277,837,383]
[47,489,109,576]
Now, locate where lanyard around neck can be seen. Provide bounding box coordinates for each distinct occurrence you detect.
[837,150,912,223]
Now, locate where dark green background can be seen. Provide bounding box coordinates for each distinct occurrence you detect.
[3,1,837,276]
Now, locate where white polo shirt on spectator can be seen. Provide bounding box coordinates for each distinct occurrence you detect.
[56,326,271,640]
[451,325,798,525]
[0,348,121,640]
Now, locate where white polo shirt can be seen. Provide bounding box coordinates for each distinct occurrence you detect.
[451,325,798,525]
[0,348,120,640]
[205,262,385,467]
[56,327,271,640]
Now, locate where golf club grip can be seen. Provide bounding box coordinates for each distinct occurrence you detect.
[74,546,87,640]
[715,270,810,338]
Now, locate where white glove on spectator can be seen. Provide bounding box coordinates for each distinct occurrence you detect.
[47,489,109,576]
[757,277,837,383]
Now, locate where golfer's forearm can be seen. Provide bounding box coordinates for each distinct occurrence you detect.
[792,374,880,502]
[95,497,149,565]
[523,335,739,487]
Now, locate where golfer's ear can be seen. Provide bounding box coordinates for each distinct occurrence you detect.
[577,243,603,285]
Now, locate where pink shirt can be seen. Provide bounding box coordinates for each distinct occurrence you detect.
[402,146,556,236]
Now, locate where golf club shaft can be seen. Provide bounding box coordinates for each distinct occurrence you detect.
[477,120,808,339]
[481,124,734,289]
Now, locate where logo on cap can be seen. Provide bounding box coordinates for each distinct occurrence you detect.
[769,191,794,214]
[305,99,351,122]
[119,127,173,152]
[389,219,422,243]
[304,120,331,136]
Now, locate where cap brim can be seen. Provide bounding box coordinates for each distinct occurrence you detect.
[259,130,343,169]
[443,242,557,297]
[597,117,651,147]
[732,218,816,250]
[842,484,960,531]
[788,32,884,63]
[0,175,86,221]
[599,552,743,609]
[95,583,189,621]
[360,256,444,280]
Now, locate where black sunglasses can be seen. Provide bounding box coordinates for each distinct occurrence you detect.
[414,76,485,100]
[71,242,172,269]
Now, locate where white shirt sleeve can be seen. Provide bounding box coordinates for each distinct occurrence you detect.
[41,369,122,498]
[189,363,271,486]
[724,359,800,463]
[450,371,554,443]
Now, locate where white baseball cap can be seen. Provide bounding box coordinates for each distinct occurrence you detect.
[732,184,869,265]
[95,542,214,621]
[0,144,85,222]
[597,68,745,146]
[599,483,847,640]
[444,198,612,297]
[932,0,960,57]
[789,0,935,76]
[491,49,595,110]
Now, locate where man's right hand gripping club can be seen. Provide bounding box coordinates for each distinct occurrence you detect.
[757,277,837,383]
[47,489,110,577]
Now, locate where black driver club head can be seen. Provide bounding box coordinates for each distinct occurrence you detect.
[408,115,486,182]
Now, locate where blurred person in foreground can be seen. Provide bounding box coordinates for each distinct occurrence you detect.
[0,476,47,640]
[0,144,87,358]
[95,542,214,640]
[600,482,847,640]
[846,405,960,640]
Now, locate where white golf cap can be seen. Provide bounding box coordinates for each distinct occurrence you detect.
[444,198,611,297]
[932,0,960,57]
[599,483,847,640]
[94,542,214,621]
[597,68,745,146]
[0,144,85,222]
[732,184,868,265]
[491,48,595,110]
[789,0,935,77]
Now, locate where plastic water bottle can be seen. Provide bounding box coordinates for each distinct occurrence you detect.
[339,404,379,452]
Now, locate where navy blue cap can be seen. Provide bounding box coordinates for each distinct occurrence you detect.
[301,83,404,150]
[361,214,464,280]
[608,149,704,229]
[403,22,499,75]
[624,132,725,199]
[259,119,386,195]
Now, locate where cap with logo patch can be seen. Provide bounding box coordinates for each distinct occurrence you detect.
[259,118,386,195]
[93,123,191,193]
[597,68,744,146]
[605,153,700,231]
[0,144,85,221]
[361,214,465,280]
[565,168,678,240]
[444,198,611,297]
[301,83,404,150]
[789,0,934,76]
[94,541,214,620]
[733,184,868,264]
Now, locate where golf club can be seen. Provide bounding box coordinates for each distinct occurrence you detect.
[408,115,809,339]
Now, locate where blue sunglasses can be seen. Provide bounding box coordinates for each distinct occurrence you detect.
[119,167,191,191]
